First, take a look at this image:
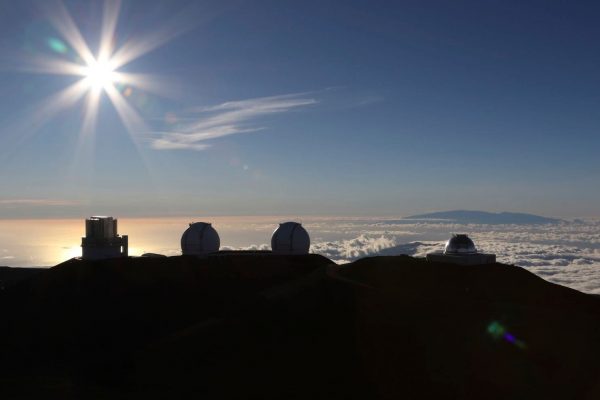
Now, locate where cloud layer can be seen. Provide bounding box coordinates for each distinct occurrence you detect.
[151,218,600,294]
[152,93,316,150]
[304,219,600,294]
[0,199,77,206]
[3,216,599,295]
[172,216,600,294]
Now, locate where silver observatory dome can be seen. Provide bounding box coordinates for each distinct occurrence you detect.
[444,234,477,255]
[271,222,310,255]
[181,222,220,255]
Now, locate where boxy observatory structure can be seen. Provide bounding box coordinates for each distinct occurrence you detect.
[426,234,495,265]
[81,216,128,260]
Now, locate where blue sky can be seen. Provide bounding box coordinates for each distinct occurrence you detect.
[0,0,599,218]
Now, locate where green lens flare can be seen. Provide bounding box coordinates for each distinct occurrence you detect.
[487,321,527,350]
[47,37,68,54]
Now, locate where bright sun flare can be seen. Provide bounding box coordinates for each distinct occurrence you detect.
[83,59,116,91]
[21,0,163,147]
[24,0,182,145]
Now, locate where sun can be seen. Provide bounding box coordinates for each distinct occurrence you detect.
[24,0,165,140]
[20,0,191,150]
[82,59,116,91]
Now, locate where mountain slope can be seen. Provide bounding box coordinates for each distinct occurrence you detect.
[1,254,599,399]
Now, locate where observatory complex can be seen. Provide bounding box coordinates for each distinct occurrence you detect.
[77,217,493,265]
[81,216,128,260]
[79,217,312,260]
[426,234,495,265]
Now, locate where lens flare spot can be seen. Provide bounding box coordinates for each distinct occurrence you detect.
[487,321,527,350]
[487,321,505,339]
[47,37,68,54]
[123,87,133,97]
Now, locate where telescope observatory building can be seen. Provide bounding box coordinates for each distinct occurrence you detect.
[181,222,220,255]
[81,216,128,260]
[426,234,495,265]
[271,222,310,255]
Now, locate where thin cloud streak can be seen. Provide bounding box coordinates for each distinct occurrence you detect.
[0,199,78,206]
[152,93,317,151]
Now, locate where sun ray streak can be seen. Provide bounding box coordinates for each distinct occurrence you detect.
[104,83,148,136]
[108,1,222,69]
[81,89,102,139]
[42,0,95,65]
[13,54,86,76]
[99,0,121,62]
[67,89,102,188]
[111,71,180,98]
[104,82,155,181]
[0,78,90,159]
[110,29,180,70]
[30,78,90,130]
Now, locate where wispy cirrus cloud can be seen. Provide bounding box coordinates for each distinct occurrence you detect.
[151,93,317,151]
[0,199,78,206]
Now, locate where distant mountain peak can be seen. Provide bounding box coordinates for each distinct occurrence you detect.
[404,210,561,225]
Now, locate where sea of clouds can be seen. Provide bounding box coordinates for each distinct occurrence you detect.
[216,217,600,294]
[298,218,600,295]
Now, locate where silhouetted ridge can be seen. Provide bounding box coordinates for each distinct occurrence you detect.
[404,210,561,224]
[1,254,599,399]
[0,266,45,289]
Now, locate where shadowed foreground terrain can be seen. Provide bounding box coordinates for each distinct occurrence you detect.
[1,254,599,399]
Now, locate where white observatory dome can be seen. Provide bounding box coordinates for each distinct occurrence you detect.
[444,234,477,255]
[271,222,310,255]
[181,222,220,255]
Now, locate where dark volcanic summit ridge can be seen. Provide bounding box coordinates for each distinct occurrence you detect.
[1,253,599,399]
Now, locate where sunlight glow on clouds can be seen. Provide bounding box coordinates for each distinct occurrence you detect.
[152,93,317,151]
